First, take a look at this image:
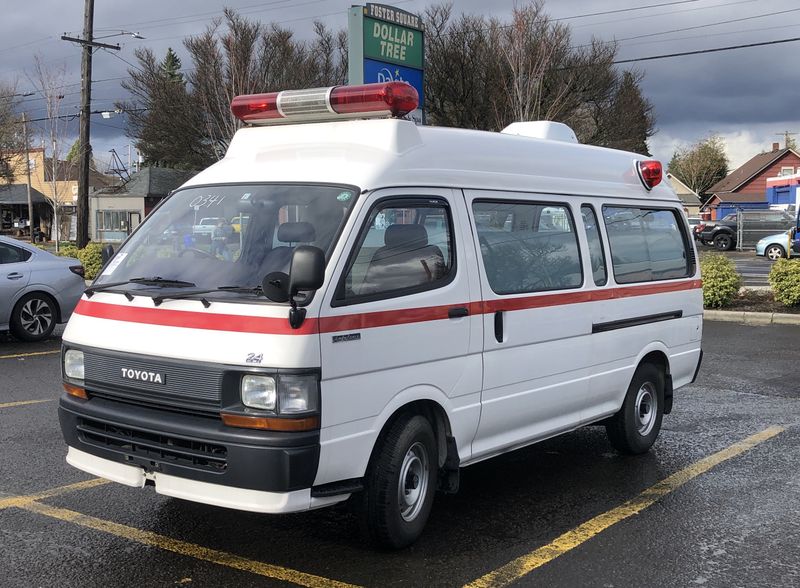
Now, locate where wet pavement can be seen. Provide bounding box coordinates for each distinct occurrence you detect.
[1,321,798,587]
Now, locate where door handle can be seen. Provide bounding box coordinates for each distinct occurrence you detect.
[448,307,469,319]
[6,272,23,280]
[494,311,504,343]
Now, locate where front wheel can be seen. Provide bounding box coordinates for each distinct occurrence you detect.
[713,233,734,251]
[765,244,785,261]
[358,414,438,549]
[606,363,665,455]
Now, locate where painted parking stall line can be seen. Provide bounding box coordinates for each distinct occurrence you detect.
[0,349,60,360]
[0,478,110,511]
[18,501,361,588]
[0,398,54,410]
[463,425,785,588]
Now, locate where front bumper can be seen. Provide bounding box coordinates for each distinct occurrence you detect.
[59,394,327,512]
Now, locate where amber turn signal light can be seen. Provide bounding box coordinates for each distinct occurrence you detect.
[221,413,319,432]
[63,383,88,399]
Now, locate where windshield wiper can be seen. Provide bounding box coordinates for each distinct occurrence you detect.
[85,277,198,300]
[151,285,262,308]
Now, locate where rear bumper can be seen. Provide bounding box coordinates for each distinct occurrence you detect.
[59,394,327,511]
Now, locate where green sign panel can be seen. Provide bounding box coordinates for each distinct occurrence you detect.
[363,16,423,68]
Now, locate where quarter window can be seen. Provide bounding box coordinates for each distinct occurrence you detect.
[0,243,32,264]
[602,206,691,283]
[336,199,454,304]
[472,201,582,294]
[581,205,607,286]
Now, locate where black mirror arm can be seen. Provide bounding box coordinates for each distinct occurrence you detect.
[288,292,307,329]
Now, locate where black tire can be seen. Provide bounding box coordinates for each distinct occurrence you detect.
[765,244,785,261]
[10,292,57,342]
[358,413,438,549]
[605,363,665,455]
[713,233,734,251]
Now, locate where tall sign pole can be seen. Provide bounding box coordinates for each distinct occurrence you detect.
[348,3,425,124]
[76,0,94,248]
[22,113,34,239]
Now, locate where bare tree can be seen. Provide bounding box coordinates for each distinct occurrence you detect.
[668,134,729,200]
[30,56,70,249]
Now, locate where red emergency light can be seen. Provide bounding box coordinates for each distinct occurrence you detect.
[637,160,663,190]
[231,82,419,124]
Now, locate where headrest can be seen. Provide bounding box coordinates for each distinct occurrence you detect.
[277,222,315,243]
[384,224,428,248]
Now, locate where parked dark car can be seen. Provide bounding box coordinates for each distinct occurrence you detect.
[697,210,795,250]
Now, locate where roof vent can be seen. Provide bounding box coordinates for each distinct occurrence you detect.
[501,121,579,143]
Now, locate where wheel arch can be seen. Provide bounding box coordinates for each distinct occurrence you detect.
[636,346,673,414]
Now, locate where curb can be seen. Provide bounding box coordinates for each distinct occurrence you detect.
[704,310,800,326]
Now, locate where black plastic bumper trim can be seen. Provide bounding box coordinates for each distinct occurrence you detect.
[691,349,703,384]
[59,394,319,493]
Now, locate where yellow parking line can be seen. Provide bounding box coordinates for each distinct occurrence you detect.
[0,478,110,510]
[19,500,361,588]
[0,349,60,359]
[464,425,785,588]
[0,399,54,410]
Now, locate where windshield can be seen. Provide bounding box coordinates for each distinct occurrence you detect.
[94,184,358,299]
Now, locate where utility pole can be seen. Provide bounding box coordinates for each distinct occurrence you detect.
[62,0,120,247]
[22,113,34,242]
[776,131,797,150]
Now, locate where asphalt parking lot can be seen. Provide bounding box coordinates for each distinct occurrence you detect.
[2,321,799,588]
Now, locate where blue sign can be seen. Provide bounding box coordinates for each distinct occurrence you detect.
[363,58,424,108]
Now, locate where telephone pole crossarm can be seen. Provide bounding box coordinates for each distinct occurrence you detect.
[60,35,120,51]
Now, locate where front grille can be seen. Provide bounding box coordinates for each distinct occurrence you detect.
[78,417,227,473]
[83,351,223,414]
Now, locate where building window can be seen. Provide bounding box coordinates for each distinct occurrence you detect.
[96,210,135,242]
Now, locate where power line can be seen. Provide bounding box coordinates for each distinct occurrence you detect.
[613,35,800,64]
[554,0,701,21]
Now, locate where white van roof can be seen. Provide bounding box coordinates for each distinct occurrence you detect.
[184,118,677,202]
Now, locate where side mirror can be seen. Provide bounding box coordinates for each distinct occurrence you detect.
[288,245,325,298]
[101,244,115,265]
[287,245,325,329]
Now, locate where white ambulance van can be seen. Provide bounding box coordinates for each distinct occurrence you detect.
[59,82,702,548]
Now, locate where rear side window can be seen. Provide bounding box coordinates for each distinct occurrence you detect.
[335,199,454,304]
[581,205,607,286]
[602,206,691,284]
[472,201,582,294]
[0,243,32,264]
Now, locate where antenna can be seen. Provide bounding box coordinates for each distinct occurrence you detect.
[775,130,797,148]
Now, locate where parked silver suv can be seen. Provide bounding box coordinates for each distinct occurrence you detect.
[0,236,85,341]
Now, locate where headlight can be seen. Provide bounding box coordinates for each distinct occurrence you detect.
[241,375,276,410]
[64,349,85,380]
[278,374,319,414]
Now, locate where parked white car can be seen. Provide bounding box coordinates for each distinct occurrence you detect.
[0,236,85,341]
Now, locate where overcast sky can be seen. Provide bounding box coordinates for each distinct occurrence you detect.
[2,0,799,173]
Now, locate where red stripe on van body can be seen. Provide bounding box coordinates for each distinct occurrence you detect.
[73,299,320,335]
[74,279,701,335]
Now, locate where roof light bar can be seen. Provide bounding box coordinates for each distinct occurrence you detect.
[637,160,663,190]
[231,82,419,125]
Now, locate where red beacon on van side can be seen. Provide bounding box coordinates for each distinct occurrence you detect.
[637,160,663,190]
[230,81,419,124]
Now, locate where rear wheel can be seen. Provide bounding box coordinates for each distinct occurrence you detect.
[765,244,785,261]
[606,363,665,455]
[10,293,57,342]
[358,413,438,549]
[713,233,734,251]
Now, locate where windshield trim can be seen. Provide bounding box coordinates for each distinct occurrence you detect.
[95,181,362,306]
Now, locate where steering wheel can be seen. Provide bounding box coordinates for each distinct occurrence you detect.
[178,248,217,259]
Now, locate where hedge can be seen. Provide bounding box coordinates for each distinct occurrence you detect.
[769,258,800,306]
[700,254,741,308]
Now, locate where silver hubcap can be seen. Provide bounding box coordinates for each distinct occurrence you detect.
[20,298,53,336]
[635,382,657,436]
[398,442,429,522]
[767,247,782,260]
